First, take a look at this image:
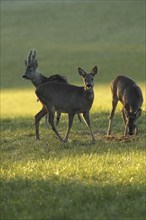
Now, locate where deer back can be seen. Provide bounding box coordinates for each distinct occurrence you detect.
[36,82,93,113]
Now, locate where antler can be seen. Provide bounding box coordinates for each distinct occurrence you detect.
[27,49,33,64]
[25,49,38,68]
[32,49,37,61]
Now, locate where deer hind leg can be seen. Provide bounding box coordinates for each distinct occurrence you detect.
[45,114,49,127]
[45,111,59,128]
[63,113,75,143]
[107,97,118,136]
[35,106,47,141]
[77,114,82,123]
[48,107,63,142]
[83,111,95,142]
[56,111,61,126]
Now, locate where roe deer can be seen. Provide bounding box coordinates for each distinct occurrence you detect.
[22,49,81,127]
[107,75,143,136]
[35,66,98,142]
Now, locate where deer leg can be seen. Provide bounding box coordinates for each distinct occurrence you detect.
[35,106,47,141]
[107,98,118,136]
[49,108,63,142]
[77,114,82,123]
[83,112,95,141]
[56,111,61,126]
[63,114,75,143]
[121,108,126,124]
[135,124,138,135]
[45,114,49,127]
[124,122,128,136]
[122,108,130,136]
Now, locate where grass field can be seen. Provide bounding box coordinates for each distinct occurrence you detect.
[1,1,146,220]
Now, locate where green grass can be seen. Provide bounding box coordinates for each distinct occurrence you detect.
[1,1,146,220]
[1,114,146,220]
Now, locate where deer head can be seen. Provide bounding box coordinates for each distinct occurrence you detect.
[23,49,39,80]
[78,66,98,90]
[124,106,142,135]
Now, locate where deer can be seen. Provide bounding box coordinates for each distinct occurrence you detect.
[22,49,82,128]
[107,75,143,136]
[35,66,98,142]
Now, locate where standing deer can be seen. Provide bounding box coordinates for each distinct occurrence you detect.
[22,49,81,128]
[35,66,98,142]
[107,75,143,136]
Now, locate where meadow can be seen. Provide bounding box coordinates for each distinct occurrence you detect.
[1,1,146,220]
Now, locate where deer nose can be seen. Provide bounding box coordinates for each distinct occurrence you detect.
[129,132,134,135]
[22,75,29,79]
[86,84,92,89]
[128,129,134,135]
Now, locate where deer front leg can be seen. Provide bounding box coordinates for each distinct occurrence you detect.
[121,108,126,124]
[63,114,75,143]
[122,108,130,136]
[107,98,118,136]
[83,111,95,142]
[124,122,128,136]
[135,124,138,135]
[35,106,47,141]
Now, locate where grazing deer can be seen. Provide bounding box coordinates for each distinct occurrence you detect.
[35,66,98,142]
[22,49,81,127]
[107,75,143,136]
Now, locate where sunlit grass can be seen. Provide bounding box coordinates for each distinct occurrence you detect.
[1,83,145,118]
[1,85,145,220]
[1,152,145,184]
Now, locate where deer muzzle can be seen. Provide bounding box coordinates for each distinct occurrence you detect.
[128,122,136,135]
[86,84,92,90]
[22,75,29,79]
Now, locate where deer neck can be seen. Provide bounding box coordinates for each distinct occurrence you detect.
[32,72,48,88]
[84,87,94,101]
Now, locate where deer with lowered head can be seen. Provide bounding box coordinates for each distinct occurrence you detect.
[107,75,143,136]
[22,49,81,135]
[35,66,98,142]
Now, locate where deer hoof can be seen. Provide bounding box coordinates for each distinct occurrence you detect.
[107,130,111,136]
[63,139,68,143]
[91,139,96,144]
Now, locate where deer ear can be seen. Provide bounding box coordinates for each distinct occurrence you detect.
[91,66,98,76]
[78,68,86,77]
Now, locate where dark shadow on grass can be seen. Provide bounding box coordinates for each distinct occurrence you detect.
[1,177,145,220]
